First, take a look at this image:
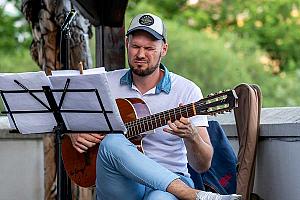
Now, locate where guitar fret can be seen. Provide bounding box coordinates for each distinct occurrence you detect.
[156,113,162,128]
[179,107,183,118]
[133,123,137,135]
[145,116,149,132]
[129,126,134,137]
[164,112,168,124]
[153,114,157,129]
[144,118,148,132]
[126,126,132,138]
[173,108,177,121]
[185,106,190,118]
[159,113,164,126]
[159,114,163,127]
[148,116,152,131]
[188,105,191,117]
[151,115,156,130]
[137,121,141,134]
[185,106,189,117]
[168,110,171,122]
[174,108,179,121]
[185,105,189,118]
[140,119,145,133]
[191,104,195,116]
[149,117,153,130]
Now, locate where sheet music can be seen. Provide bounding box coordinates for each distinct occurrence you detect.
[50,67,106,76]
[0,71,57,134]
[0,68,127,134]
[49,71,127,133]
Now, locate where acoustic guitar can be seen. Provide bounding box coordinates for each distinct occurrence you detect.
[61,89,238,187]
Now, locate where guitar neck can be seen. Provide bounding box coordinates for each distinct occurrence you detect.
[123,89,238,139]
[124,102,197,138]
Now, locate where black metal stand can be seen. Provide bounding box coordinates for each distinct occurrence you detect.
[60,9,77,70]
[60,29,71,70]
[0,79,120,200]
[43,86,72,200]
[56,9,76,198]
[55,124,72,200]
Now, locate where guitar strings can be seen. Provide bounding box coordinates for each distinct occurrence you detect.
[126,103,195,127]
[124,97,227,138]
[126,100,209,128]
[125,103,197,137]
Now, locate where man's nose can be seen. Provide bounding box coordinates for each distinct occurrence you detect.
[136,48,146,58]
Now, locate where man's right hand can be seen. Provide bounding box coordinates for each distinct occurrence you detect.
[69,133,105,153]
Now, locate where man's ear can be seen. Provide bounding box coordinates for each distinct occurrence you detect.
[161,42,168,57]
[125,37,129,49]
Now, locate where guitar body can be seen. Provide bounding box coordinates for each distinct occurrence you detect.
[61,98,150,187]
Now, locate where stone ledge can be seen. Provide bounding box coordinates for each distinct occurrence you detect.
[209,107,300,137]
[1,107,299,138]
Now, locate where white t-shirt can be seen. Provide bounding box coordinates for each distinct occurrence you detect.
[106,67,208,176]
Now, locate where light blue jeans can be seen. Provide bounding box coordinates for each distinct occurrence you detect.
[96,134,194,200]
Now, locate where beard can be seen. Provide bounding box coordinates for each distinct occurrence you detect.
[129,53,162,77]
[129,62,159,76]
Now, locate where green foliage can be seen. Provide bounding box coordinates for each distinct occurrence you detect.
[262,71,300,107]
[0,1,36,72]
[0,1,32,53]
[179,0,300,72]
[0,51,39,72]
[163,21,300,107]
[127,0,187,19]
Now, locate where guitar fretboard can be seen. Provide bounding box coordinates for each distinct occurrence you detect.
[124,102,197,138]
[122,89,237,139]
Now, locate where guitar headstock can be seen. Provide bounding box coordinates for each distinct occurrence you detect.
[196,89,238,116]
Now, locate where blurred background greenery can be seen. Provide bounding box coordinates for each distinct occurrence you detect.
[0,0,300,107]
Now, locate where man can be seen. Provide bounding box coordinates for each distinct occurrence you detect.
[70,13,241,200]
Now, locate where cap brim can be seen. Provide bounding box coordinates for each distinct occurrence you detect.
[126,26,164,40]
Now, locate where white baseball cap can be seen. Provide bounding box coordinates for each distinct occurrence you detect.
[126,13,167,42]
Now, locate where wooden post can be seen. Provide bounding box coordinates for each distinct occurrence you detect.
[96,26,126,71]
[71,0,128,71]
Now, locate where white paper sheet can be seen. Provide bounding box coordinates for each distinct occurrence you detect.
[0,69,126,134]
[49,72,127,133]
[0,71,57,134]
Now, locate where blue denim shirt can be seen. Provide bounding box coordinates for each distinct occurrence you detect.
[188,120,237,194]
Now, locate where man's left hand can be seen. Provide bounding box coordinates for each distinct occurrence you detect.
[163,117,198,140]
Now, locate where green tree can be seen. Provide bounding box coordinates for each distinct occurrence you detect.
[0,0,31,52]
[0,1,37,72]
[179,0,300,72]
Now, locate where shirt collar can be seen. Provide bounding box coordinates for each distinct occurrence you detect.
[120,63,171,94]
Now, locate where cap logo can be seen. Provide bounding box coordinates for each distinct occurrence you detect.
[139,15,154,26]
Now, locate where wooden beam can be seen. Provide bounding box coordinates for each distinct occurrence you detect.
[96,26,126,71]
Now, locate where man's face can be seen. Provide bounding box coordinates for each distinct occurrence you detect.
[126,31,168,77]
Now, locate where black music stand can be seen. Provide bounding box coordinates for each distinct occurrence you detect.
[0,78,123,200]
